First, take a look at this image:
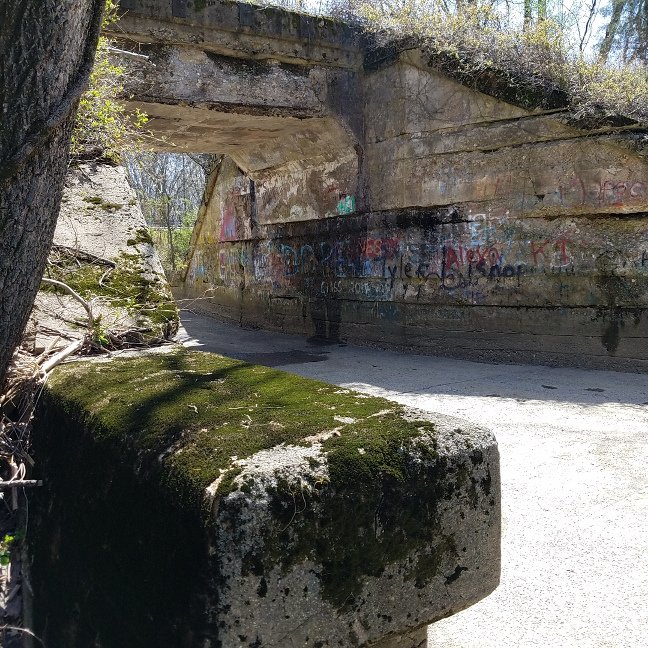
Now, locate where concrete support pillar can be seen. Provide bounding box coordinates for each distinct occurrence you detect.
[372,626,428,648]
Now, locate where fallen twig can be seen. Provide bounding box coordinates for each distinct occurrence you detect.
[50,244,116,268]
[0,624,46,647]
[107,46,153,63]
[40,278,94,325]
[0,481,42,489]
[39,339,85,374]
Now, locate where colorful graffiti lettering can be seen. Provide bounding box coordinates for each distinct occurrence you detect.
[362,237,400,260]
[192,214,648,310]
[337,194,356,216]
[599,180,647,205]
[556,176,647,207]
[530,237,571,266]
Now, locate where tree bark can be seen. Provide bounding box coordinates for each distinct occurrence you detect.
[524,0,533,29]
[598,0,627,62]
[0,0,105,386]
[538,0,547,21]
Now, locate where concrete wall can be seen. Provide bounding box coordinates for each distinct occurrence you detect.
[364,52,648,219]
[115,3,648,369]
[115,0,361,68]
[31,349,500,647]
[176,47,648,370]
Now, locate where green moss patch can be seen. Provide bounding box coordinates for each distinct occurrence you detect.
[31,382,207,647]
[82,194,123,211]
[44,251,178,338]
[248,464,457,610]
[127,228,154,246]
[46,349,435,510]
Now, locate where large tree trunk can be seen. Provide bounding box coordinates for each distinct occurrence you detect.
[0,0,105,386]
[523,0,532,29]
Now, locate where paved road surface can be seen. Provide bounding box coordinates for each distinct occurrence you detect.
[178,312,648,648]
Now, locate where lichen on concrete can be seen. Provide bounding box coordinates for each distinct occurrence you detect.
[30,348,499,647]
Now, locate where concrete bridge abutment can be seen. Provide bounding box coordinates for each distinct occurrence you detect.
[114,1,648,371]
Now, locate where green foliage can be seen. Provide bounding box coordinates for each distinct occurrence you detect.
[124,153,207,275]
[355,2,648,124]
[71,0,149,160]
[0,533,16,566]
[150,222,195,274]
[91,316,111,347]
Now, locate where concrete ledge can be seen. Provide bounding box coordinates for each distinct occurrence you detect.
[30,348,499,647]
[113,0,362,68]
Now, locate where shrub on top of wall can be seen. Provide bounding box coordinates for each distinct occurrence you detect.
[245,1,648,126]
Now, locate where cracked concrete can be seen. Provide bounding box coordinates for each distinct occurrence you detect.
[178,311,648,648]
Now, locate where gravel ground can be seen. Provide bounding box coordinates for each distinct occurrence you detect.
[179,312,648,648]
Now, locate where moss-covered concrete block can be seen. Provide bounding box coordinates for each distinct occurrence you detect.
[30,349,499,647]
[31,162,178,354]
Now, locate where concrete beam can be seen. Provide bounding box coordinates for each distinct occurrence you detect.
[209,413,499,647]
[118,44,331,119]
[114,42,360,171]
[111,0,363,69]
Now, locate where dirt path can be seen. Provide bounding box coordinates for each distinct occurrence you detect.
[178,312,648,648]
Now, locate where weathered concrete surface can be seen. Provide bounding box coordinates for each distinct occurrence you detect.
[28,162,177,352]
[112,1,648,367]
[363,50,648,218]
[174,61,648,368]
[53,163,158,259]
[29,348,500,648]
[114,0,362,68]
[210,413,498,647]
[178,312,648,648]
[372,627,427,648]
[110,0,363,194]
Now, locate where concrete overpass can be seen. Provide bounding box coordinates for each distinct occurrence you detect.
[111,0,648,371]
[110,0,364,219]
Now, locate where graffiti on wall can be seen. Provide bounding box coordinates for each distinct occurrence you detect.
[188,208,648,310]
[337,194,356,216]
[497,174,648,211]
[219,176,254,242]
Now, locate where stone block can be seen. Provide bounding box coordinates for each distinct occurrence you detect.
[30,350,500,647]
[207,413,499,647]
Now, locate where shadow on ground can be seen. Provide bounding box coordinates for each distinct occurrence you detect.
[178,311,648,408]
